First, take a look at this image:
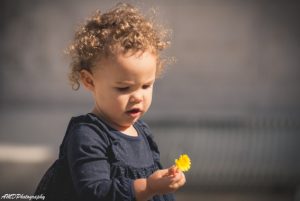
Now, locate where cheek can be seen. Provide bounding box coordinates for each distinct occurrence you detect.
[144,90,153,105]
[114,94,130,107]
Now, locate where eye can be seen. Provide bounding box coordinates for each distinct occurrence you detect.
[116,86,130,92]
[142,84,152,89]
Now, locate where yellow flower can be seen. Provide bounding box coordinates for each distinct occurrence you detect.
[175,154,191,172]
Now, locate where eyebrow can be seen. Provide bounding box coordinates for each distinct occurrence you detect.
[115,79,155,85]
[115,81,135,85]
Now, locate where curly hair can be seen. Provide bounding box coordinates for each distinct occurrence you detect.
[66,3,171,90]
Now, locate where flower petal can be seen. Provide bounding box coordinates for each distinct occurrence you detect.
[175,154,191,172]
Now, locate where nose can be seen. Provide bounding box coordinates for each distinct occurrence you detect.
[129,90,143,103]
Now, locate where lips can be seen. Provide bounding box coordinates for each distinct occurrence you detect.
[126,108,142,117]
[128,108,141,114]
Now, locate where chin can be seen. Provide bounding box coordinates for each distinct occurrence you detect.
[118,121,134,128]
[122,118,139,127]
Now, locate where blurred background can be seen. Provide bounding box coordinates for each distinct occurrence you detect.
[1,0,300,200]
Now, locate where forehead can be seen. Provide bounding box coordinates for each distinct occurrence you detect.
[96,50,157,82]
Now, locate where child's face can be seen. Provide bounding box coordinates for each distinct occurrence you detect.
[83,50,156,131]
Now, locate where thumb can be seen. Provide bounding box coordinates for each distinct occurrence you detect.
[168,165,178,176]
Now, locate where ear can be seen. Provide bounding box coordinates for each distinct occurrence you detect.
[80,69,95,91]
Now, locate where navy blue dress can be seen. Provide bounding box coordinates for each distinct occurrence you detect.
[35,113,175,201]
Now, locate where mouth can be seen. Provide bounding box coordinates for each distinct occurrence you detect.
[126,108,142,117]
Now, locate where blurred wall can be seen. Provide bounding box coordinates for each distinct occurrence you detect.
[1,0,300,117]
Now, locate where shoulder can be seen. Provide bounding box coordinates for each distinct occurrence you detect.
[135,119,151,131]
[70,113,111,132]
[66,113,112,148]
[136,119,156,138]
[135,119,156,140]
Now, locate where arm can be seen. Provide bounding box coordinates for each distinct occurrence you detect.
[67,125,135,201]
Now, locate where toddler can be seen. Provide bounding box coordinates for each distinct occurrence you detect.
[35,3,185,201]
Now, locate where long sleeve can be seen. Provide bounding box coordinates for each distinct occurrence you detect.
[66,124,136,201]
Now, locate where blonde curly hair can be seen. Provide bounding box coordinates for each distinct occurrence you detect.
[67,3,171,90]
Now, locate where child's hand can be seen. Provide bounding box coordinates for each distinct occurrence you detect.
[168,165,179,176]
[146,167,186,195]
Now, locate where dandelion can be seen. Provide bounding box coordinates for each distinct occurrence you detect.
[175,154,191,172]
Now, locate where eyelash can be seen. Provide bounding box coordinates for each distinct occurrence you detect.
[142,84,151,89]
[116,87,129,92]
[116,84,152,92]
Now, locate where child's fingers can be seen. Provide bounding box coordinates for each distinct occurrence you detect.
[159,168,170,176]
[148,169,186,194]
[177,172,186,186]
[153,168,173,179]
[169,172,186,190]
[167,165,177,176]
[169,170,183,183]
